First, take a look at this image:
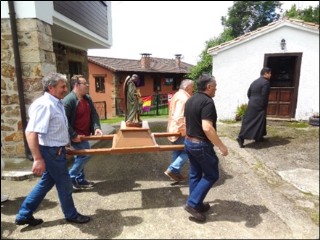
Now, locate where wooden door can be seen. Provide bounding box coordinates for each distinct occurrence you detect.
[264,53,302,118]
[267,87,294,118]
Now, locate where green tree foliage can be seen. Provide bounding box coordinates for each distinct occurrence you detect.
[222,1,281,38]
[188,1,282,80]
[187,29,233,80]
[284,4,319,24]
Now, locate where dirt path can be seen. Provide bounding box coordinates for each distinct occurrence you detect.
[1,120,319,239]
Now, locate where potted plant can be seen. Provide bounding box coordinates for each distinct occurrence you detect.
[309,112,319,126]
[235,103,248,121]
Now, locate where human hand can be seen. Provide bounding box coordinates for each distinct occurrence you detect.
[32,159,46,176]
[95,129,103,136]
[219,145,228,157]
[72,135,84,143]
[65,146,74,159]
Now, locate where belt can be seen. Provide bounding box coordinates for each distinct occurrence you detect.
[40,146,66,149]
[186,136,207,143]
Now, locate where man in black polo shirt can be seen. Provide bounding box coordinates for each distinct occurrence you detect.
[183,73,228,222]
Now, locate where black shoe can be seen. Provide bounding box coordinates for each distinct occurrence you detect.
[77,180,95,188]
[66,213,91,224]
[197,202,211,213]
[72,179,94,190]
[15,216,43,226]
[71,179,82,190]
[236,137,244,148]
[184,204,206,222]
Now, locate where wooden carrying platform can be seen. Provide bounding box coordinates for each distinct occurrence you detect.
[68,121,184,155]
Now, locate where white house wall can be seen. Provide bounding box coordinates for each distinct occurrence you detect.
[1,1,53,24]
[212,25,319,121]
[292,31,319,120]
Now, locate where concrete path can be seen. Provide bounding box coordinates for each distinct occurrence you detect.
[1,120,319,239]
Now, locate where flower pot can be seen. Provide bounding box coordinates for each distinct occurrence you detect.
[309,116,319,126]
[235,115,242,121]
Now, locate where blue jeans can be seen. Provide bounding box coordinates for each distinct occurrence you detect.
[69,141,91,183]
[16,146,77,220]
[167,136,188,174]
[184,138,219,208]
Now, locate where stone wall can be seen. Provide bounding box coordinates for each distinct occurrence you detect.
[54,42,88,85]
[1,18,88,160]
[1,18,56,159]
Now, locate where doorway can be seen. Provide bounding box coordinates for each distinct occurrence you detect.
[264,53,302,118]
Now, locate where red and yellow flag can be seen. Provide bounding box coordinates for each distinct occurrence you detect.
[141,96,152,112]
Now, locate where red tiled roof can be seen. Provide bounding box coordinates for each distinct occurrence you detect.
[208,18,319,55]
[88,55,194,74]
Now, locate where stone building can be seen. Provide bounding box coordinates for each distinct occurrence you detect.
[1,1,112,161]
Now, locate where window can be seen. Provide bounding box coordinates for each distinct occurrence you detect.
[164,77,180,90]
[173,78,180,91]
[136,75,145,87]
[95,76,105,93]
[164,78,173,86]
[153,77,161,92]
[69,61,82,77]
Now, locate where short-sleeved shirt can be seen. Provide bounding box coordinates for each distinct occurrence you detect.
[26,92,69,147]
[167,89,191,142]
[184,92,217,142]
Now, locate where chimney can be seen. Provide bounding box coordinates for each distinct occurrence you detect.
[175,54,182,68]
[140,53,152,69]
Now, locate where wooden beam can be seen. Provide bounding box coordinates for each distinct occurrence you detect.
[68,144,184,155]
[80,135,114,140]
[152,132,181,138]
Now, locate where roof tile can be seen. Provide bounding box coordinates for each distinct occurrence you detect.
[88,55,194,74]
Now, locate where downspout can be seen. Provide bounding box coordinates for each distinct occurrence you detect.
[8,1,32,160]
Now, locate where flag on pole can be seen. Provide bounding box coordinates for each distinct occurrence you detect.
[141,96,152,112]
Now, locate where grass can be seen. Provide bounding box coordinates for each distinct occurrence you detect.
[311,210,319,226]
[141,106,169,116]
[219,119,238,124]
[101,105,169,125]
[284,121,309,128]
[101,114,168,125]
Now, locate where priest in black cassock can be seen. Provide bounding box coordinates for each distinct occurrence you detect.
[236,67,272,148]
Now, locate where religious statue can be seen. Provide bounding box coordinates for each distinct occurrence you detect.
[123,74,143,127]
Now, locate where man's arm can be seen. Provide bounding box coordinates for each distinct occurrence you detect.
[63,96,78,139]
[25,131,46,176]
[261,81,271,108]
[202,120,228,156]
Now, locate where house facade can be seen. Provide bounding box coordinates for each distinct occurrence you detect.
[208,18,319,121]
[1,1,112,159]
[88,54,194,119]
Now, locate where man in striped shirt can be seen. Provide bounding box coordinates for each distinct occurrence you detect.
[15,73,91,226]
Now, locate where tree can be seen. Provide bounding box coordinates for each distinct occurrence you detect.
[284,4,319,24]
[188,1,282,80]
[222,1,282,38]
[187,29,233,80]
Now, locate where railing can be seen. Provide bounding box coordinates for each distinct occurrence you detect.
[115,93,169,117]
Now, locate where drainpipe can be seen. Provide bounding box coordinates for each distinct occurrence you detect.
[8,1,32,160]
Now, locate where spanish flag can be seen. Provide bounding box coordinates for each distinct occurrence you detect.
[142,96,152,112]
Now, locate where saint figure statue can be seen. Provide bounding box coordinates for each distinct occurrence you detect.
[123,74,143,127]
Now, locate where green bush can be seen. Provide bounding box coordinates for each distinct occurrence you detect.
[235,103,248,121]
